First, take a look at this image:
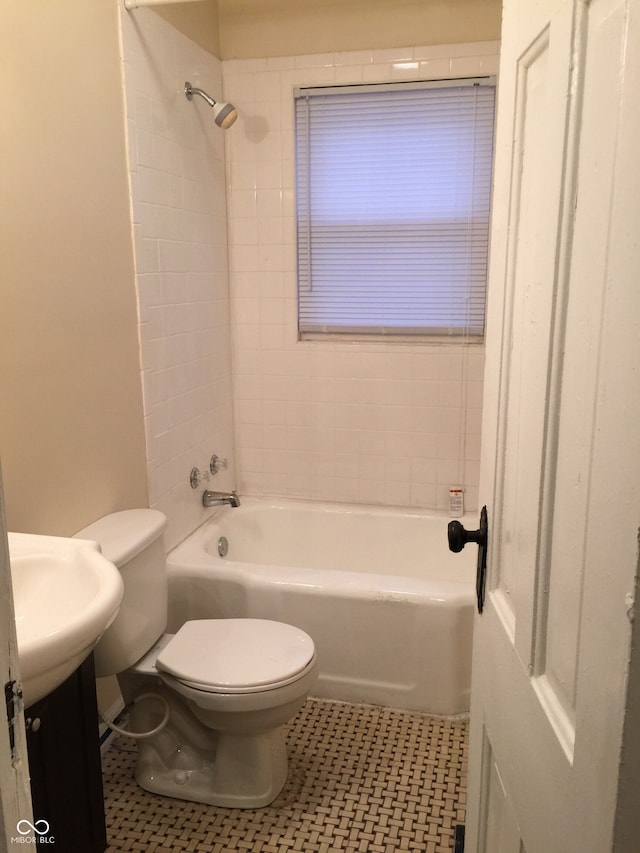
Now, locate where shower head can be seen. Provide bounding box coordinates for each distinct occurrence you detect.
[184,82,237,129]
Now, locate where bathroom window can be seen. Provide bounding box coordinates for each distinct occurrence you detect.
[294,78,495,339]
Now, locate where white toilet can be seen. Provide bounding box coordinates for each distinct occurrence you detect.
[76,508,318,808]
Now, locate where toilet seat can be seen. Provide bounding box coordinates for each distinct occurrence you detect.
[156,619,316,694]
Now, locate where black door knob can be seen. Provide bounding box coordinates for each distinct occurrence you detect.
[447,506,488,614]
[447,520,486,552]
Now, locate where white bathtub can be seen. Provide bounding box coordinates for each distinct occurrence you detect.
[167,497,476,715]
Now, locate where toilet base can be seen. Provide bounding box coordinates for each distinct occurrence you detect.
[118,655,316,809]
[135,725,289,808]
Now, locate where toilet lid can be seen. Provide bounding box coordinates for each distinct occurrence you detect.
[156,619,316,693]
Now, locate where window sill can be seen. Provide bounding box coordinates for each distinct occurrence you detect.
[298,332,484,346]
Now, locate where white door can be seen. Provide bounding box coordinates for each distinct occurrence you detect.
[0,465,32,846]
[465,0,640,850]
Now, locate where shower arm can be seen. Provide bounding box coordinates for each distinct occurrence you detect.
[185,85,216,109]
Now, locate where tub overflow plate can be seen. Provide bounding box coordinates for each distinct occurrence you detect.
[217,536,228,557]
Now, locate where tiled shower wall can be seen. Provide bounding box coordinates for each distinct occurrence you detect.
[120,16,497,540]
[223,42,498,512]
[119,8,235,549]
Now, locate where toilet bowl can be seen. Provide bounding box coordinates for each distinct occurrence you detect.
[75,509,318,808]
[119,619,318,807]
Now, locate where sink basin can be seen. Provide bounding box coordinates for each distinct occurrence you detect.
[8,532,124,707]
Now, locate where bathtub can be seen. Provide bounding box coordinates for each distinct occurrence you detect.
[167,497,476,715]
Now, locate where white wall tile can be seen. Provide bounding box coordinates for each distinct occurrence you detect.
[224,41,496,513]
[119,7,235,549]
[124,29,494,538]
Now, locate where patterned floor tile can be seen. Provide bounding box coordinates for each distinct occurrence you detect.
[103,700,468,852]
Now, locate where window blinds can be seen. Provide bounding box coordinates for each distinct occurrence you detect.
[294,78,495,337]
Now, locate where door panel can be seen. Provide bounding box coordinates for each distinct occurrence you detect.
[480,731,523,853]
[535,0,632,750]
[491,0,579,734]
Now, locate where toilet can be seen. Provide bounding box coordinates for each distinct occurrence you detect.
[75,508,318,808]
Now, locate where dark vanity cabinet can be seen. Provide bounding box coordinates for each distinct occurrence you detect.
[25,654,107,853]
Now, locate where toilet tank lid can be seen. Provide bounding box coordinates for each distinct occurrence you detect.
[74,509,167,567]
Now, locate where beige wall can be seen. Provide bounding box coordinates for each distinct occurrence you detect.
[0,0,147,536]
[219,0,502,59]
[153,0,221,57]
[126,0,502,62]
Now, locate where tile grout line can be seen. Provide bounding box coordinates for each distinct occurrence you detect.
[102,698,468,853]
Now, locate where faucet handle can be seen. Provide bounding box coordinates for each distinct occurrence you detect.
[190,467,210,489]
[210,454,229,476]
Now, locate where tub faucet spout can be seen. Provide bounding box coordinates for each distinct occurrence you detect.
[202,490,241,508]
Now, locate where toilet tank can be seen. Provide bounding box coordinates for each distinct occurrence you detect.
[74,509,168,677]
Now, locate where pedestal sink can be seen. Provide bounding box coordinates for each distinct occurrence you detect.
[8,532,124,707]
